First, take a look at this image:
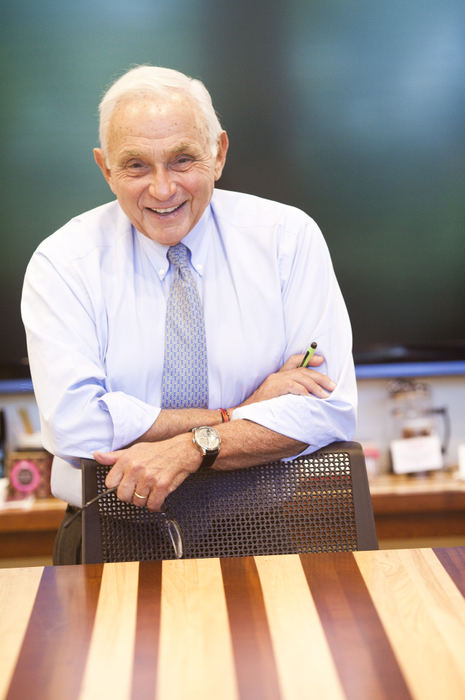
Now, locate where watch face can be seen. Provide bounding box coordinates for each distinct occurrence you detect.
[195,426,221,452]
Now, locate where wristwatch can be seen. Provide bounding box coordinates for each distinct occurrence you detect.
[191,426,221,467]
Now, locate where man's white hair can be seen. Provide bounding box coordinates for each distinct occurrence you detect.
[98,65,223,157]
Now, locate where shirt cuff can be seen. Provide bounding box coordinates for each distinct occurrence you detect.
[232,394,356,453]
[98,392,160,451]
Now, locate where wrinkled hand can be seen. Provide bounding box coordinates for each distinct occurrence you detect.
[94,434,199,511]
[240,352,336,406]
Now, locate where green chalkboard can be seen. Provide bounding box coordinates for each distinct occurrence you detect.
[1,0,464,375]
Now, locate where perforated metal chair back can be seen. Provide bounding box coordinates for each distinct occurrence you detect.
[81,441,378,563]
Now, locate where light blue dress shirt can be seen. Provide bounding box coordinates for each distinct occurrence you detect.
[21,189,357,505]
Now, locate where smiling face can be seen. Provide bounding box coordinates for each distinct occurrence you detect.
[94,94,228,245]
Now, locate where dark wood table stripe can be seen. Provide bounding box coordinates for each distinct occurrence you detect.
[131,561,163,700]
[221,557,281,700]
[300,552,412,700]
[433,546,465,597]
[6,563,103,700]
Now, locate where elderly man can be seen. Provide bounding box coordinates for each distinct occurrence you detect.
[21,65,357,563]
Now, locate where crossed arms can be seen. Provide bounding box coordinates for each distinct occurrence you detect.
[95,353,337,511]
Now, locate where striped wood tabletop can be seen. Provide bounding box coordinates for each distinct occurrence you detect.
[1,547,464,699]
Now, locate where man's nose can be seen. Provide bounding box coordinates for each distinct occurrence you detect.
[148,168,177,200]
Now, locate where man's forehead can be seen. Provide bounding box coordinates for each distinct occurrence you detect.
[111,94,204,130]
[117,139,202,159]
[107,95,208,150]
[116,91,185,113]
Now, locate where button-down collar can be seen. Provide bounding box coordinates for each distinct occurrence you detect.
[135,204,212,281]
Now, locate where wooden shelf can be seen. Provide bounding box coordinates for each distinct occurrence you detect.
[370,471,465,541]
[1,471,465,560]
[0,498,66,558]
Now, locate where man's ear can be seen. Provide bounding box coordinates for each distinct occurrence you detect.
[214,131,229,181]
[93,148,112,187]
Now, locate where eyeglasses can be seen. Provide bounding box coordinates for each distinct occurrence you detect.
[159,511,183,559]
[64,487,184,559]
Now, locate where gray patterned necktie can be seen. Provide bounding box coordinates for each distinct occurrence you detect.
[161,243,209,408]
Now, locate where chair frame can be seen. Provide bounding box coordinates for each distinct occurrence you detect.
[81,441,378,563]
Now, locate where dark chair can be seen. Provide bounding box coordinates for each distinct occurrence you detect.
[81,441,378,563]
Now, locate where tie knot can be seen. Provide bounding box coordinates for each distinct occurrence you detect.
[167,243,190,270]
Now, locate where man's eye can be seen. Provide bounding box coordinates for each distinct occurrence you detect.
[173,155,194,169]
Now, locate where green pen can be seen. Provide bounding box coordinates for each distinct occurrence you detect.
[300,341,318,368]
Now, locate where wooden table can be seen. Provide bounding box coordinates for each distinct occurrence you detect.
[1,547,464,699]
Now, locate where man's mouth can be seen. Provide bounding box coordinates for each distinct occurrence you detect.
[147,202,185,216]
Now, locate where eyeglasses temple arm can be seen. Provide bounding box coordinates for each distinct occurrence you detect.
[63,486,118,529]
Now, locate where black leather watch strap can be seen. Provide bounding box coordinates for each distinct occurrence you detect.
[199,451,219,468]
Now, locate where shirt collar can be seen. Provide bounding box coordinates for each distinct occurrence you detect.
[135,203,213,281]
